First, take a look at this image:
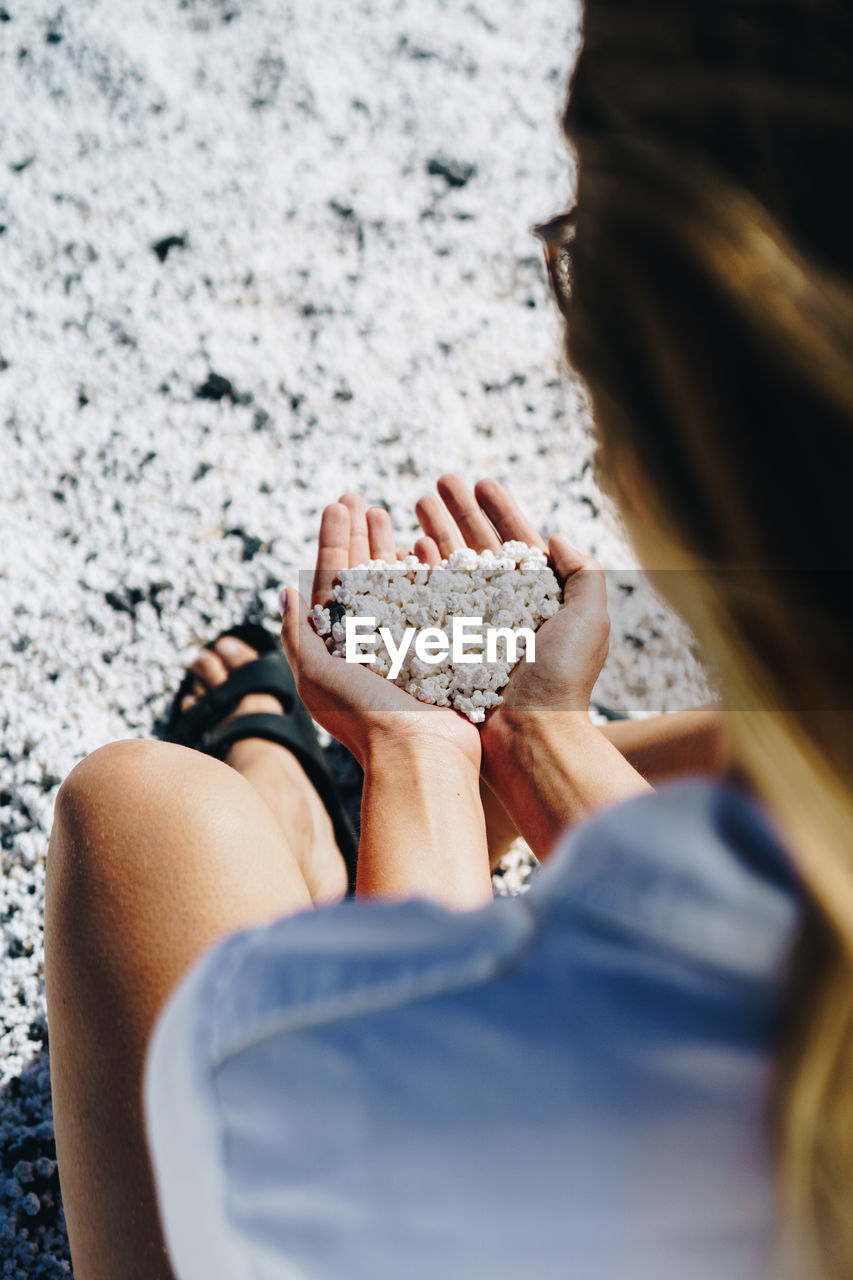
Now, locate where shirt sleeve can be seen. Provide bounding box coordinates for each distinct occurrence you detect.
[144,894,533,1280]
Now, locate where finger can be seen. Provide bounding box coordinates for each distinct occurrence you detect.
[280,586,334,685]
[366,506,396,562]
[473,478,548,551]
[414,493,461,558]
[338,492,370,566]
[548,532,598,577]
[549,533,606,611]
[312,502,350,607]
[413,535,442,566]
[436,474,502,551]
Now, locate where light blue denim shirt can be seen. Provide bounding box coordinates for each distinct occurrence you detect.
[145,778,800,1280]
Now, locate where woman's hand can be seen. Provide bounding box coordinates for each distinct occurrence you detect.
[281,493,491,906]
[412,475,648,857]
[280,493,482,773]
[412,473,610,724]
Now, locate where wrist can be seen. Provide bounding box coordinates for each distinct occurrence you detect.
[361,726,481,779]
[480,705,597,780]
[358,728,491,908]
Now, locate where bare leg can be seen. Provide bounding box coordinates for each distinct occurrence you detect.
[46,641,347,1280]
[481,776,519,870]
[180,634,348,903]
[601,706,728,782]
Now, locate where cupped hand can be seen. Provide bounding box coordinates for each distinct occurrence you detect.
[413,474,611,719]
[280,493,482,771]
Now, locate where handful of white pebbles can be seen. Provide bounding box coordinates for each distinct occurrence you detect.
[309,541,563,722]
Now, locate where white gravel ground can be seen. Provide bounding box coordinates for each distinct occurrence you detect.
[0,1,712,1272]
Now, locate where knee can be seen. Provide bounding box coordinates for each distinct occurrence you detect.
[48,739,240,944]
[50,738,251,890]
[50,738,229,881]
[54,739,172,841]
[46,742,178,976]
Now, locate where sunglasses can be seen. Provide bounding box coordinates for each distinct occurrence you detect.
[533,208,576,317]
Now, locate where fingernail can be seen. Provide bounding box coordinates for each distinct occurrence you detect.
[279,588,288,615]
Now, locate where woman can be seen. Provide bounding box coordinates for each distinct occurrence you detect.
[44,2,852,1277]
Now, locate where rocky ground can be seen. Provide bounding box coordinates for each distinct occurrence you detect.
[0,1,711,1272]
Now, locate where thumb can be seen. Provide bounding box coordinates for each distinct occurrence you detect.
[549,534,607,616]
[279,586,330,680]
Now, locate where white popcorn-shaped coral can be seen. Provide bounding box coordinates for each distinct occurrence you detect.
[310,541,563,721]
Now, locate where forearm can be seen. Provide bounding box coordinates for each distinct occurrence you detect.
[357,738,492,909]
[482,710,651,861]
[601,706,728,781]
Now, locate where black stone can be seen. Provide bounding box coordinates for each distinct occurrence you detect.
[426,156,477,188]
[225,527,264,562]
[483,372,526,393]
[2,1136,41,1169]
[104,586,145,616]
[195,371,233,401]
[10,155,35,174]
[241,536,263,562]
[145,581,170,619]
[152,233,187,263]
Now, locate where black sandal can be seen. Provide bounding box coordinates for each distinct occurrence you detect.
[165,622,359,895]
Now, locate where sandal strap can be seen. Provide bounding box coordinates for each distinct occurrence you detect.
[205,709,319,764]
[168,653,296,748]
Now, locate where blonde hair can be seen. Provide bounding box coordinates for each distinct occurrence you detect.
[551,2,853,1273]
